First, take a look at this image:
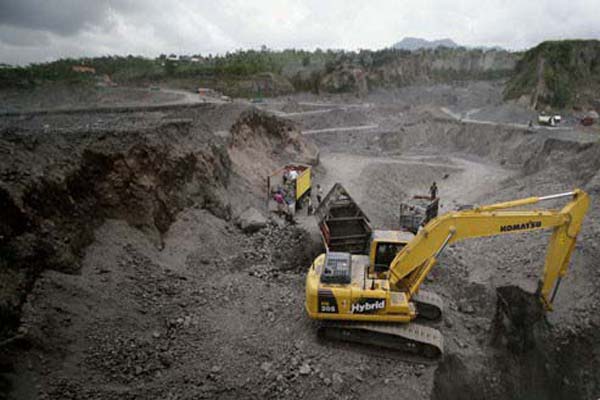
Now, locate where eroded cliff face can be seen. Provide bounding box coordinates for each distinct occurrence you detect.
[0,105,319,341]
[225,108,319,213]
[504,40,600,110]
[0,118,231,337]
[319,49,519,94]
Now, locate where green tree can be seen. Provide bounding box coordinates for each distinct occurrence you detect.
[302,55,311,67]
[165,59,176,76]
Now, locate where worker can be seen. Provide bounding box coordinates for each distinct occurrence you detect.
[429,182,438,200]
[283,170,290,184]
[274,192,285,213]
[286,201,296,224]
[306,196,313,215]
[284,182,295,204]
[316,184,323,204]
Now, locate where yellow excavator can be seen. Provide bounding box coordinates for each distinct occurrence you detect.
[305,189,590,358]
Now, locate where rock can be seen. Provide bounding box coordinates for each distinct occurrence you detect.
[269,216,286,229]
[159,352,173,367]
[459,303,475,314]
[299,363,311,375]
[237,208,268,233]
[211,365,222,373]
[260,361,272,372]
[332,372,343,384]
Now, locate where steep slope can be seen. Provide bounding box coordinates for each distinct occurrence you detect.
[0,104,317,350]
[319,48,518,94]
[504,40,600,110]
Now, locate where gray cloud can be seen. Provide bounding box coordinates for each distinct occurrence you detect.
[0,25,50,47]
[0,0,599,65]
[0,0,118,36]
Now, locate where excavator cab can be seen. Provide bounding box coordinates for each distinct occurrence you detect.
[368,230,414,276]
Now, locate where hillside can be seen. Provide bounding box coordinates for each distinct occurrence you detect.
[318,48,518,94]
[504,40,600,110]
[392,37,458,50]
[0,47,519,99]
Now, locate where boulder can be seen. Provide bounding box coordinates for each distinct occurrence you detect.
[237,208,267,233]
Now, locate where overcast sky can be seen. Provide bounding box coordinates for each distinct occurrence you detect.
[1,0,599,65]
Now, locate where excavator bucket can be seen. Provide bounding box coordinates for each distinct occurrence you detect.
[492,285,546,354]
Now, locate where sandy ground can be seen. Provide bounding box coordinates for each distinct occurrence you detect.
[2,81,600,399]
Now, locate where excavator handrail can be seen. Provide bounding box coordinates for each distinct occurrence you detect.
[387,189,590,310]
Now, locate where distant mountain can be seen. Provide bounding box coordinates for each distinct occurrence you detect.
[392,37,459,51]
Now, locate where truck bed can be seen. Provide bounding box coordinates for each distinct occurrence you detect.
[315,183,372,254]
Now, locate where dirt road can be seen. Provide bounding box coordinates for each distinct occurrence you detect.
[317,152,513,228]
[0,87,226,117]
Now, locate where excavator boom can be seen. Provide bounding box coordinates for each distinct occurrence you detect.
[388,189,590,309]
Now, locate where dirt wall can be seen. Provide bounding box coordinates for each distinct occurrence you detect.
[311,112,600,399]
[379,114,600,190]
[0,118,233,338]
[227,109,319,213]
[0,106,319,344]
[391,118,600,400]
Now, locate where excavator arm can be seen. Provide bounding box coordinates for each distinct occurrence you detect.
[388,190,590,310]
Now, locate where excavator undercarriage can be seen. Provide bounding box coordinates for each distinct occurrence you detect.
[318,320,444,360]
[318,289,444,359]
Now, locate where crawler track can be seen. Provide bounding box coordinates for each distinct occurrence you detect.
[413,290,444,321]
[318,321,444,360]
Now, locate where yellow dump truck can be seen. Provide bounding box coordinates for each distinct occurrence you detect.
[267,164,312,215]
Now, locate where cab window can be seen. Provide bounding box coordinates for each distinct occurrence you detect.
[374,243,405,273]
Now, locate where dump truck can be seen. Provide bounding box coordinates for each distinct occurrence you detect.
[314,183,432,255]
[399,196,439,234]
[267,164,311,215]
[538,114,561,127]
[314,183,373,253]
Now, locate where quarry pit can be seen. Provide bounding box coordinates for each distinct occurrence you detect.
[1,82,600,400]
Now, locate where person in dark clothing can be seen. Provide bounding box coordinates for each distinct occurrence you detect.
[306,196,313,215]
[316,184,323,204]
[430,182,438,200]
